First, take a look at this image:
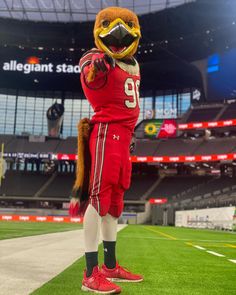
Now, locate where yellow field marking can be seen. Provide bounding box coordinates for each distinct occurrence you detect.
[225,244,236,249]
[143,226,177,240]
[185,242,194,246]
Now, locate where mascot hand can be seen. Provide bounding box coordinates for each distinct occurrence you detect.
[91,53,115,73]
[69,197,79,217]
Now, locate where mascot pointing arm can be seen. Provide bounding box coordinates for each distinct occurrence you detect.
[69,7,143,293]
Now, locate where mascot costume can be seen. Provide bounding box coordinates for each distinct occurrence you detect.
[69,6,143,294]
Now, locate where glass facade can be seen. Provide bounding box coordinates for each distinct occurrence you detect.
[0,89,191,137]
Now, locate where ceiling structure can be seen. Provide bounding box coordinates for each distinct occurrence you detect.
[0,0,235,95]
[0,0,194,22]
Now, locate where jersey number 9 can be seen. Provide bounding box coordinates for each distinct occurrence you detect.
[124,78,140,109]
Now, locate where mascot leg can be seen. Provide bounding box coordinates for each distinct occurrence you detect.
[101,213,118,269]
[83,204,101,277]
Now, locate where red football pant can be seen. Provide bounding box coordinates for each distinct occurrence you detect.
[89,123,132,218]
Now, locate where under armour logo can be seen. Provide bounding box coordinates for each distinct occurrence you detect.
[113,134,120,140]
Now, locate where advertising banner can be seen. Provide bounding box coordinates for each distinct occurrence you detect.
[175,207,236,230]
[0,214,83,223]
[144,119,177,139]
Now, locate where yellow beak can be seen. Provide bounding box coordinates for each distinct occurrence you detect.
[94,18,141,59]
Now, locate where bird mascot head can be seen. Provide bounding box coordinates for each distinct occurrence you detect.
[93,6,141,59]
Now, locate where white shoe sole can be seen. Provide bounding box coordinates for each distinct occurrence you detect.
[108,278,143,283]
[81,285,120,294]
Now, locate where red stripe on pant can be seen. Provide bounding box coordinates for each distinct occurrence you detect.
[90,123,108,214]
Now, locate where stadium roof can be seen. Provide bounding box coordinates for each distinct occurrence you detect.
[0,0,194,22]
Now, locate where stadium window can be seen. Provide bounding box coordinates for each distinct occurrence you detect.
[0,93,16,134]
[179,92,191,116]
[164,95,177,118]
[137,97,145,123]
[155,96,164,118]
[143,96,153,118]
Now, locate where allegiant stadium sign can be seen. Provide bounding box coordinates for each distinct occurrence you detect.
[2,60,80,74]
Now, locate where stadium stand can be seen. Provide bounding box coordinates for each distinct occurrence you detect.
[55,137,77,154]
[1,135,59,153]
[124,174,158,200]
[150,176,211,200]
[134,141,159,156]
[0,170,49,197]
[41,174,74,198]
[186,105,223,122]
[218,102,236,120]
[153,138,202,156]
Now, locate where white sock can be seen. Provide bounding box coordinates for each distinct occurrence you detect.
[101,213,118,241]
[83,204,101,252]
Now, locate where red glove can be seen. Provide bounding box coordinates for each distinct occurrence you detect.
[91,53,115,74]
[69,198,79,217]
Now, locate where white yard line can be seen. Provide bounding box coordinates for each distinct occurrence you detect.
[193,245,206,250]
[0,224,127,295]
[206,251,225,257]
[228,259,236,264]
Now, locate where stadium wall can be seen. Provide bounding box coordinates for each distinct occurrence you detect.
[175,207,236,230]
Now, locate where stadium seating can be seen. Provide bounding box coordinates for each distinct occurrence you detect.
[150,176,210,199]
[153,138,202,156]
[41,174,74,198]
[0,170,49,197]
[186,106,222,122]
[124,174,158,200]
[55,137,77,154]
[218,102,236,120]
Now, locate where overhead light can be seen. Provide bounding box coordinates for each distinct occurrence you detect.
[206,30,210,34]
[69,48,74,51]
[38,47,44,50]
[165,40,168,44]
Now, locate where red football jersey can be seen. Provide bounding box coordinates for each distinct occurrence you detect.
[79,50,140,132]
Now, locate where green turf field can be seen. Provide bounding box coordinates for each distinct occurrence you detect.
[0,221,82,240]
[28,225,236,295]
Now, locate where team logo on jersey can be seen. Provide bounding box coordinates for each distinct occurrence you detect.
[113,134,120,140]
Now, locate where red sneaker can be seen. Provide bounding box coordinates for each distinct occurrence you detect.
[101,263,143,283]
[82,266,121,294]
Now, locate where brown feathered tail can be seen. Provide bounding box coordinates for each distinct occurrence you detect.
[71,118,91,212]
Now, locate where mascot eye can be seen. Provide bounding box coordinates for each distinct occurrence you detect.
[102,20,110,28]
[127,21,134,28]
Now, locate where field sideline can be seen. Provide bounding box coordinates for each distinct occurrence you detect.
[0,222,236,295]
[0,221,82,240]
